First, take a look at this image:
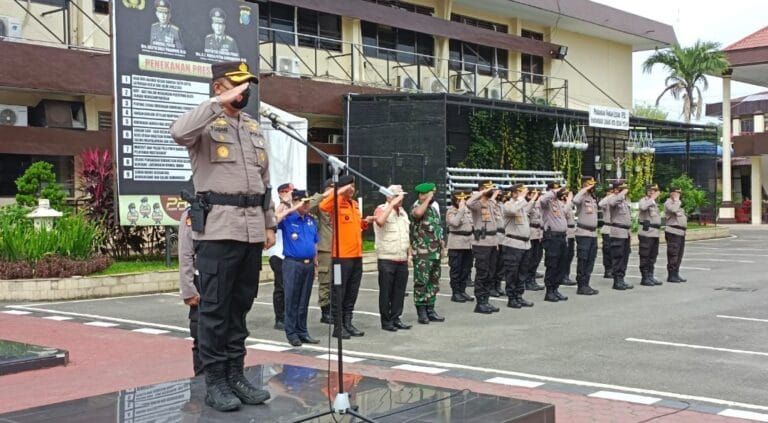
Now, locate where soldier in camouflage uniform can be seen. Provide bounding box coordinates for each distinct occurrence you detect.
[410,182,445,324]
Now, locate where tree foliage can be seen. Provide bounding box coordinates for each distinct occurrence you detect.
[15,161,68,210]
[632,103,669,121]
[642,40,729,123]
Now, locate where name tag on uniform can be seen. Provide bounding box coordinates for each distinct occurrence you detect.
[586,206,594,213]
[481,208,491,222]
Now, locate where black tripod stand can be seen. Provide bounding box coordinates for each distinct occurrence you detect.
[261,108,388,423]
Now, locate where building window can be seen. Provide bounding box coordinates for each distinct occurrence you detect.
[362,22,434,66]
[93,0,109,15]
[451,14,508,34]
[259,3,342,51]
[97,111,112,131]
[521,29,544,84]
[741,117,754,134]
[448,14,508,78]
[362,0,434,16]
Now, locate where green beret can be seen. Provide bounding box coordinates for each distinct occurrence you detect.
[414,182,436,194]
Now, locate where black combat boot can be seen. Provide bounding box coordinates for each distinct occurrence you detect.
[460,292,475,302]
[426,305,445,322]
[525,279,545,291]
[343,316,365,337]
[332,324,350,339]
[416,305,430,324]
[517,295,534,307]
[612,278,626,290]
[507,297,522,309]
[204,363,241,412]
[561,275,577,286]
[554,288,568,301]
[473,298,493,314]
[320,305,331,324]
[486,299,500,312]
[544,289,559,302]
[227,357,270,405]
[451,292,467,303]
[576,285,599,295]
[640,271,655,286]
[651,267,663,285]
[621,279,634,289]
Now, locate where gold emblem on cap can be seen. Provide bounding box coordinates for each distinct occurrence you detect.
[238,63,248,72]
[217,145,230,159]
[586,178,596,185]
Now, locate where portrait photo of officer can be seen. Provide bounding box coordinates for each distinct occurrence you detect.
[149,0,184,50]
[204,8,240,56]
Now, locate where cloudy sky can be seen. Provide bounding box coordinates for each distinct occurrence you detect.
[594,0,766,123]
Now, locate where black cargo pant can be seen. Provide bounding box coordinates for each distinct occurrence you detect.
[501,245,526,298]
[269,255,284,324]
[331,257,363,323]
[195,240,263,370]
[448,249,473,294]
[602,233,613,276]
[519,239,543,285]
[610,237,631,278]
[564,236,575,278]
[638,235,660,276]
[543,231,568,290]
[189,273,202,375]
[494,245,506,291]
[575,235,597,287]
[665,232,686,275]
[472,245,497,303]
[377,259,408,326]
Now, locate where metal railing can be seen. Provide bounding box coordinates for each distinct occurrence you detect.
[446,167,565,194]
[10,0,110,52]
[259,27,568,108]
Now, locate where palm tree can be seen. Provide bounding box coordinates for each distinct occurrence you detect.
[642,40,729,123]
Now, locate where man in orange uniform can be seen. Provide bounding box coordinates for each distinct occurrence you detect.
[319,175,374,339]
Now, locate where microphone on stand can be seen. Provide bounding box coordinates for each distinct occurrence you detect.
[259,105,295,130]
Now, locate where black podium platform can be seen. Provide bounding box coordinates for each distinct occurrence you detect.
[0,340,68,376]
[0,363,555,422]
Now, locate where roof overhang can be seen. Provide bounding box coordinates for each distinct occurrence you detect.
[724,48,768,87]
[452,0,677,51]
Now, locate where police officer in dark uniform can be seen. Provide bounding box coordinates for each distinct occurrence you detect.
[467,181,501,314]
[664,186,688,282]
[446,191,475,303]
[520,189,544,291]
[599,183,616,279]
[171,61,273,411]
[540,182,569,302]
[638,183,663,286]
[604,181,634,291]
[572,176,600,295]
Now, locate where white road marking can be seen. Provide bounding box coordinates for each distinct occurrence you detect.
[718,409,768,422]
[247,343,292,352]
[678,258,754,263]
[717,315,768,324]
[485,377,544,388]
[2,310,31,315]
[84,321,119,328]
[588,390,661,405]
[691,247,766,252]
[6,306,189,332]
[132,328,170,335]
[316,354,366,363]
[11,305,768,412]
[626,338,768,357]
[42,315,73,321]
[392,364,447,375]
[684,252,768,258]
[15,293,175,308]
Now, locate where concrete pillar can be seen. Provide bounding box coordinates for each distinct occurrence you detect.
[751,156,762,225]
[342,17,363,84]
[732,118,741,136]
[719,75,735,221]
[754,112,765,133]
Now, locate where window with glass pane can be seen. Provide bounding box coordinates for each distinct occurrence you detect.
[297,8,317,48]
[416,32,434,66]
[362,21,378,57]
[377,25,397,60]
[397,29,415,64]
[317,12,342,51]
[270,3,294,45]
[448,39,462,71]
[521,29,544,84]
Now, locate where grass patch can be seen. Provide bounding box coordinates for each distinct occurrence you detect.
[93,259,178,276]
[363,240,375,252]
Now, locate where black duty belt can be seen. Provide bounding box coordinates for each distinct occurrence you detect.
[450,230,473,236]
[505,234,530,242]
[544,230,566,237]
[577,223,597,231]
[530,223,541,228]
[611,223,631,229]
[567,224,576,228]
[205,192,265,208]
[641,222,662,229]
[669,225,687,231]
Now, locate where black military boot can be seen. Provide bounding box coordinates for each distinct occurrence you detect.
[517,294,534,307]
[451,292,467,303]
[343,316,365,337]
[525,279,545,291]
[460,292,475,302]
[332,324,350,339]
[577,285,599,295]
[320,305,331,324]
[612,278,626,290]
[507,296,522,309]
[426,305,445,322]
[561,275,577,286]
[486,298,500,312]
[416,305,430,324]
[620,278,634,289]
[227,358,271,405]
[554,288,568,301]
[640,271,655,287]
[473,298,493,314]
[650,267,663,285]
[204,363,242,412]
[544,289,559,302]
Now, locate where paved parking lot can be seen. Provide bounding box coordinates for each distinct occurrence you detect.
[4,227,767,419]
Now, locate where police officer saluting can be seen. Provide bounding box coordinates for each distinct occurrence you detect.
[171,61,273,412]
[501,184,535,308]
[638,184,663,286]
[540,182,569,302]
[604,181,634,291]
[520,189,544,291]
[572,176,600,295]
[664,186,688,282]
[446,191,475,303]
[467,181,501,314]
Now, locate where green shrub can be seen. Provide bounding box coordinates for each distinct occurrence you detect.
[14,161,68,211]
[660,175,707,217]
[0,211,101,263]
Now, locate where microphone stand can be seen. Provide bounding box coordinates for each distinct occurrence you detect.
[264,114,386,423]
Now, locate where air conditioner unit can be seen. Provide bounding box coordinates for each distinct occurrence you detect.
[423,77,449,93]
[327,134,344,144]
[0,104,28,127]
[277,56,300,76]
[397,75,419,92]
[0,16,23,40]
[453,74,475,94]
[487,87,502,100]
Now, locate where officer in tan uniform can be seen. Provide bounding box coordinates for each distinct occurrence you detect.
[572,176,600,295]
[664,186,688,283]
[467,181,501,314]
[604,181,634,291]
[638,183,663,286]
[446,191,475,303]
[520,189,544,291]
[501,184,536,309]
[540,182,569,302]
[491,190,506,297]
[599,183,616,279]
[561,189,577,286]
[171,61,273,412]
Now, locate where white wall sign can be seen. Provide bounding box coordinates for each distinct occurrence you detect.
[589,105,629,131]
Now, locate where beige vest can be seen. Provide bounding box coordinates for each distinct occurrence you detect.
[374,204,411,261]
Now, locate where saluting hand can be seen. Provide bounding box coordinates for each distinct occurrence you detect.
[216,82,250,105]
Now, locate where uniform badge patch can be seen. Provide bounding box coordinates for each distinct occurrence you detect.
[217,145,230,159]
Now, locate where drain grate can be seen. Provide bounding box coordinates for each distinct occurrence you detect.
[714,287,758,292]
